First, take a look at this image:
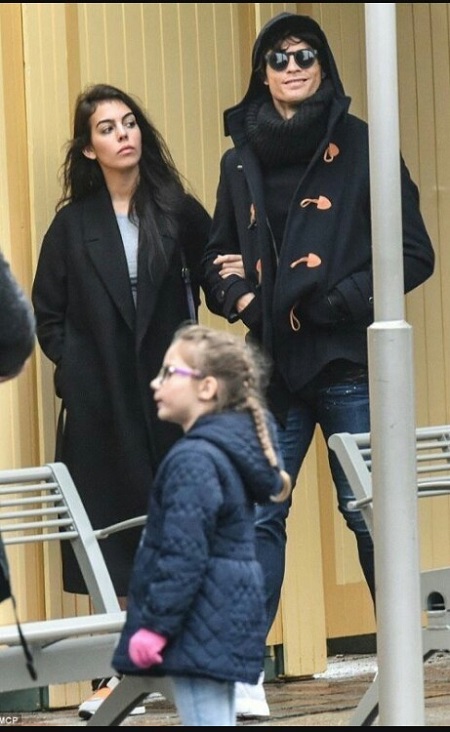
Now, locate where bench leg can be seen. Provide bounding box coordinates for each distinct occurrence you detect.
[348,672,379,726]
[348,624,450,727]
[422,629,450,657]
[85,675,175,726]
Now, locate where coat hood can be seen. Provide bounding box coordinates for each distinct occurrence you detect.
[185,411,284,504]
[224,12,347,136]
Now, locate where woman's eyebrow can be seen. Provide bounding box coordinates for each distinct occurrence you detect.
[95,112,135,128]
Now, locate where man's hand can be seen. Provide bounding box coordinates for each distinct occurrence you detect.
[236,292,256,313]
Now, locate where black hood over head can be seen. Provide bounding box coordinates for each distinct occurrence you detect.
[224,12,347,136]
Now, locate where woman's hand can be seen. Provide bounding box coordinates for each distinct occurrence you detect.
[213,254,245,279]
[213,254,255,313]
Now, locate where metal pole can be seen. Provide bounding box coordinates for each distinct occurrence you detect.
[365,3,424,725]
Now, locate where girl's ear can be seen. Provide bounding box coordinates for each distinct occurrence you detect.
[198,375,219,402]
[83,146,96,160]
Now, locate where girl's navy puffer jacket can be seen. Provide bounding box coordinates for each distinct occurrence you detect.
[113,410,285,684]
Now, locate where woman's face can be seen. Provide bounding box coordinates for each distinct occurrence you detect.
[83,100,142,175]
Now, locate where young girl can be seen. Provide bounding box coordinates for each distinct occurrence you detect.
[112,324,291,726]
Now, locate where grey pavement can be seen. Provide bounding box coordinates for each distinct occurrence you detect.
[5,651,450,726]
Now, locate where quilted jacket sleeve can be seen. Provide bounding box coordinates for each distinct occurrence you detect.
[138,450,223,638]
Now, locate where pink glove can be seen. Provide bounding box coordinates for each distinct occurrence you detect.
[128,628,168,669]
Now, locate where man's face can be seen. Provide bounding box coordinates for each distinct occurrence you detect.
[263,37,323,119]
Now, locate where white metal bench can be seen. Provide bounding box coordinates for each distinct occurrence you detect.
[328,425,450,726]
[0,461,172,712]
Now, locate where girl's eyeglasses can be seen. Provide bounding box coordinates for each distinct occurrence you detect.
[265,48,318,72]
[154,365,204,384]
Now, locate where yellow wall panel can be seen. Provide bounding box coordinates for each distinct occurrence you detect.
[2,2,450,700]
[77,3,109,82]
[281,438,327,675]
[396,4,450,576]
[121,5,147,92]
[140,5,166,120]
[0,0,42,660]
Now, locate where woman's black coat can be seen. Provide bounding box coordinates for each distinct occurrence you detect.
[32,187,211,594]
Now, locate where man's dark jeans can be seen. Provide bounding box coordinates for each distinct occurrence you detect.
[256,375,375,632]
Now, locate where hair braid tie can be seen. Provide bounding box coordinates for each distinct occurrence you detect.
[246,395,292,503]
[271,469,292,503]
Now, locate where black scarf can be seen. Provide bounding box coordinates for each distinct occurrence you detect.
[245,78,334,168]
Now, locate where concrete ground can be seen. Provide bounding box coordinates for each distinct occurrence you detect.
[7,650,450,726]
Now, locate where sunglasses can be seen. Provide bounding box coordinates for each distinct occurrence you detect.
[265,48,319,72]
[154,364,204,384]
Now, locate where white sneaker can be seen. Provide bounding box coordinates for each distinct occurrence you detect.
[143,691,165,703]
[235,672,270,719]
[78,677,145,719]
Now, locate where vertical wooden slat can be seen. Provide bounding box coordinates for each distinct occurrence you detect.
[0,1,42,636]
[7,1,450,699]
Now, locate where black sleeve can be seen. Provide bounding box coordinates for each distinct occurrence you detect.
[31,214,68,367]
[399,156,435,293]
[178,194,212,312]
[306,155,435,326]
[202,153,259,322]
[0,250,35,378]
[337,156,435,312]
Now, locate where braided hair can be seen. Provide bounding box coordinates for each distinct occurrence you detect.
[173,323,291,502]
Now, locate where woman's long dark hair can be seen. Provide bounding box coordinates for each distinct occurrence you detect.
[57,83,188,267]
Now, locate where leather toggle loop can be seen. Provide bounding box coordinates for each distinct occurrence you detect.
[300,195,332,210]
[324,142,340,163]
[290,253,322,269]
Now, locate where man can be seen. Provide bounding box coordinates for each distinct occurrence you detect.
[0,249,35,383]
[203,12,434,718]
[0,248,35,674]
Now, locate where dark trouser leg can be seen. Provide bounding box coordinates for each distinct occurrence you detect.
[255,405,316,633]
[319,378,375,604]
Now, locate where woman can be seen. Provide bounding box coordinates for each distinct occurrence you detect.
[32,83,212,717]
[32,83,211,603]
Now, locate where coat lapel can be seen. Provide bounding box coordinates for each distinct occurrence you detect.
[135,230,176,349]
[81,189,136,332]
[80,188,179,347]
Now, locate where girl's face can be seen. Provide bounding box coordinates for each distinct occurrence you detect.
[150,342,216,432]
[83,100,142,175]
